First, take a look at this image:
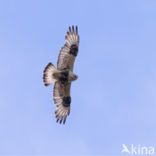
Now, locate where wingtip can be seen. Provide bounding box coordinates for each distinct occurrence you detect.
[44,83,49,87]
[69,26,71,32]
[68,25,78,33]
[72,25,74,33]
[76,25,78,34]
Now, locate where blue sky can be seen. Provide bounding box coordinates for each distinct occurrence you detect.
[0,0,156,155]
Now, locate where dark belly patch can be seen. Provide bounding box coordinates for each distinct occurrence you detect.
[59,71,68,84]
[63,96,71,107]
[69,44,78,57]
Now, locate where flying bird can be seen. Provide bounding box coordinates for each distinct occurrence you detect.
[43,26,80,124]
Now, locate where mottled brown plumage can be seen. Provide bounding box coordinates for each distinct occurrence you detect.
[43,26,80,124]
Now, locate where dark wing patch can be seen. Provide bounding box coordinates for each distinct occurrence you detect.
[53,82,71,124]
[69,44,78,57]
[57,25,80,71]
[62,96,71,107]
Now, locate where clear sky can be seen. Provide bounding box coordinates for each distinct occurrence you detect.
[0,0,156,155]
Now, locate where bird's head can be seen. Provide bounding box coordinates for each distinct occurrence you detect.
[69,71,78,81]
[72,74,78,81]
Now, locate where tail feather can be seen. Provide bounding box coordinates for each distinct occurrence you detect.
[43,63,58,86]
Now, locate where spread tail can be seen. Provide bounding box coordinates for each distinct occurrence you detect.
[43,63,58,86]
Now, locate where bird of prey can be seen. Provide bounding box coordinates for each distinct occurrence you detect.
[43,26,80,124]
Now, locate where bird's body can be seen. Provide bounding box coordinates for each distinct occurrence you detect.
[43,26,80,124]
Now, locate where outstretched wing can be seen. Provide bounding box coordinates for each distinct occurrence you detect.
[53,82,71,124]
[57,25,80,71]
